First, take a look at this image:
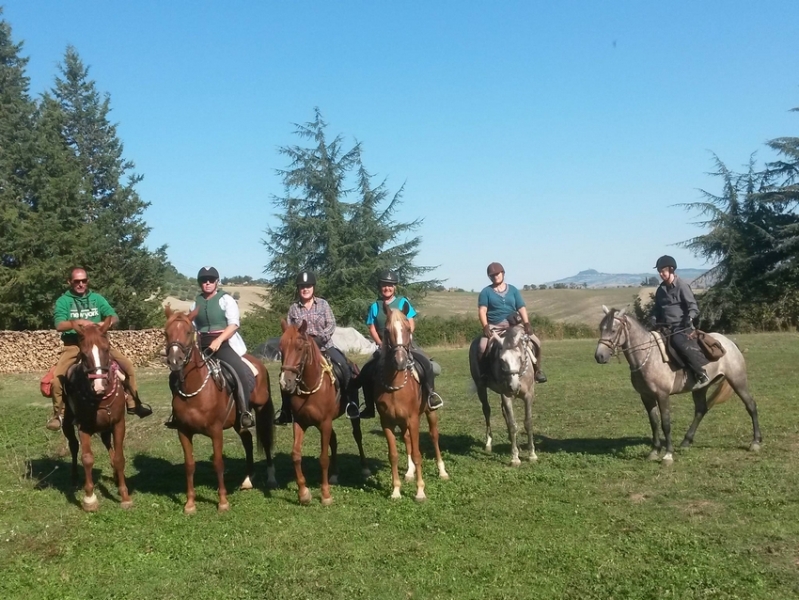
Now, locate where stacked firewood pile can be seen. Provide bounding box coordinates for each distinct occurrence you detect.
[0,330,165,373]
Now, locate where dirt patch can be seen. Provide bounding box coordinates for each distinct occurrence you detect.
[678,500,721,517]
[628,492,650,504]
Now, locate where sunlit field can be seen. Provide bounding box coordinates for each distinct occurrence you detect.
[2,334,799,599]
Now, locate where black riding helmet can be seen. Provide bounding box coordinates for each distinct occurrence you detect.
[197,266,220,282]
[378,270,399,285]
[654,255,677,271]
[295,271,317,286]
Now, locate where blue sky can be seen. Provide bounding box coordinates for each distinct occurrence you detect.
[5,1,799,291]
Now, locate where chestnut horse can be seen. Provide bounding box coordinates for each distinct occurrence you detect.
[375,306,448,501]
[164,307,276,514]
[62,318,132,512]
[278,319,369,505]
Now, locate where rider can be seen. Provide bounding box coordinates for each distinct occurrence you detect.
[478,262,547,383]
[47,267,153,431]
[357,270,443,419]
[166,266,255,429]
[275,271,359,425]
[652,255,709,387]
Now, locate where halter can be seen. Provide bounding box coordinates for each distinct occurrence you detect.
[380,331,414,391]
[165,325,214,398]
[281,338,333,395]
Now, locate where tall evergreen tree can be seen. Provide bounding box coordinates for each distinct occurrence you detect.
[263,109,437,324]
[51,47,168,328]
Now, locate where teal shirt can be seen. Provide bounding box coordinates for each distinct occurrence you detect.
[478,284,525,325]
[366,296,416,339]
[54,290,117,343]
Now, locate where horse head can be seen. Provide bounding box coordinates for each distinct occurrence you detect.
[595,305,629,364]
[497,325,530,394]
[279,318,313,394]
[74,317,115,396]
[164,305,199,372]
[382,302,412,372]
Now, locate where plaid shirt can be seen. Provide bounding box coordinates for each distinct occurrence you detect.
[287,297,336,350]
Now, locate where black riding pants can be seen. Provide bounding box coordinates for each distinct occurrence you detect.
[669,328,708,376]
[202,339,255,408]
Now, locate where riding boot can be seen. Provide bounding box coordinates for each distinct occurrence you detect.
[164,412,178,429]
[340,372,360,420]
[46,406,64,431]
[126,391,153,418]
[357,360,376,419]
[692,368,710,390]
[426,383,444,411]
[532,345,547,383]
[236,388,255,429]
[275,392,293,425]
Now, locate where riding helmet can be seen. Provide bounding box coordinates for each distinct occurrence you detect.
[654,255,677,271]
[486,262,505,276]
[378,270,399,285]
[295,271,317,286]
[197,266,220,282]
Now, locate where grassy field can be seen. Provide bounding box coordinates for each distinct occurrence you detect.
[2,334,799,599]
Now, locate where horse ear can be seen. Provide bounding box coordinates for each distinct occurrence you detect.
[74,322,86,335]
[299,320,308,334]
[98,316,113,335]
[602,305,609,315]
[165,304,173,318]
[618,307,627,318]
[281,318,288,332]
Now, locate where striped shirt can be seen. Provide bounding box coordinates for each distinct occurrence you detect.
[287,297,336,350]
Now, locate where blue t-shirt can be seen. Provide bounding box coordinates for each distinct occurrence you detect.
[478,284,525,325]
[366,296,417,338]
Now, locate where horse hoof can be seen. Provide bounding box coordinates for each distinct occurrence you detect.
[647,451,660,461]
[391,488,401,500]
[484,445,492,453]
[529,453,538,462]
[329,475,338,486]
[661,454,674,465]
[240,476,253,491]
[404,474,415,483]
[414,491,427,503]
[510,459,522,467]
[266,478,279,490]
[82,494,99,512]
[361,468,372,478]
[439,472,450,481]
[120,500,133,510]
[680,440,692,449]
[218,502,230,513]
[184,505,196,515]
[299,488,312,505]
[749,442,761,453]
[321,496,334,507]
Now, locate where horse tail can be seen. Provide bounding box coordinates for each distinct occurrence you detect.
[707,378,734,409]
[256,392,275,457]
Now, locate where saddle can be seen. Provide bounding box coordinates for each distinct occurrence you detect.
[651,329,723,368]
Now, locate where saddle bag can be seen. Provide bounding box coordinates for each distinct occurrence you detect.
[40,365,57,398]
[694,330,726,361]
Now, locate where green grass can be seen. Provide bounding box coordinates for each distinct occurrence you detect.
[2,334,799,599]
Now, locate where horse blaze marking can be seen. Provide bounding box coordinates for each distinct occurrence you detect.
[393,321,404,346]
[91,345,103,393]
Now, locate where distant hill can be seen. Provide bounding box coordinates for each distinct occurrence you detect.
[545,268,708,289]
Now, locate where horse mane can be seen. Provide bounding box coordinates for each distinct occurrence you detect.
[385,307,409,330]
[502,325,524,349]
[599,307,644,335]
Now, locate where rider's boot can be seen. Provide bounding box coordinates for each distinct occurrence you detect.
[534,365,548,384]
[275,394,293,426]
[359,395,376,419]
[344,381,360,420]
[126,391,153,418]
[46,406,64,431]
[692,368,710,390]
[236,389,255,429]
[426,384,444,411]
[164,412,178,429]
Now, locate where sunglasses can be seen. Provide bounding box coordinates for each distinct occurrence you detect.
[72,279,88,284]
[199,278,217,284]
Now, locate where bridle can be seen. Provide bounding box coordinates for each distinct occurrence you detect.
[165,321,213,398]
[500,335,532,379]
[597,314,655,373]
[380,329,414,392]
[281,336,331,395]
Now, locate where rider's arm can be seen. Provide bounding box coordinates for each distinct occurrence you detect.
[518,306,530,327]
[368,323,382,346]
[679,280,700,323]
[478,305,489,328]
[208,295,241,352]
[317,300,336,345]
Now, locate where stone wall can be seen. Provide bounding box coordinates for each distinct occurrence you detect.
[0,330,165,373]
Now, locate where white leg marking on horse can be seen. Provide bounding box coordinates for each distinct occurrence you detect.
[414,488,427,502]
[485,434,493,453]
[83,493,98,506]
[240,475,253,490]
[662,452,674,464]
[437,460,449,480]
[404,455,415,482]
[391,486,402,499]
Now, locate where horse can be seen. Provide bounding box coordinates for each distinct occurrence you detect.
[594,306,762,463]
[61,318,132,512]
[469,324,538,466]
[164,306,276,514]
[278,319,369,505]
[375,305,448,501]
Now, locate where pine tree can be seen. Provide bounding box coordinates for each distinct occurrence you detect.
[263,109,437,325]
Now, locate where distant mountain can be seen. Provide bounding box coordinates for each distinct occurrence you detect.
[544,268,708,289]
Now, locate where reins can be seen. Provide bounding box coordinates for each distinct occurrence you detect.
[281,338,333,396]
[598,315,691,373]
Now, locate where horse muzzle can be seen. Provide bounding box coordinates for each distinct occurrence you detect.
[595,343,611,364]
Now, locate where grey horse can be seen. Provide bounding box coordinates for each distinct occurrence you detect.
[595,306,762,463]
[469,325,537,465]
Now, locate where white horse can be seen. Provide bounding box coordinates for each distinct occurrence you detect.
[469,325,537,466]
[594,306,762,463]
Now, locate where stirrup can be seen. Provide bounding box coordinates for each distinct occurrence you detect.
[427,392,444,411]
[275,408,293,426]
[345,402,361,420]
[240,411,255,429]
[45,413,64,431]
[164,414,178,429]
[128,402,153,418]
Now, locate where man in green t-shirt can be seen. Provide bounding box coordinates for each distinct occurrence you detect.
[46,267,152,430]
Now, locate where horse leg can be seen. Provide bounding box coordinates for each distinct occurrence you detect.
[328,428,339,486]
[409,415,426,502]
[350,417,371,477]
[79,430,99,512]
[727,378,762,451]
[680,389,709,449]
[255,404,278,489]
[111,420,132,509]
[211,429,230,512]
[383,423,402,499]
[426,410,449,479]
[477,384,493,452]
[178,430,197,515]
[403,428,416,482]
[292,423,311,505]
[63,420,80,486]
[522,391,537,462]
[656,394,675,464]
[639,394,661,461]
[500,395,521,466]
[319,420,334,506]
[238,427,255,491]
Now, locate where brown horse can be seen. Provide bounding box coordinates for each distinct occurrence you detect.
[164,306,276,514]
[375,306,448,501]
[278,319,370,505]
[62,318,132,512]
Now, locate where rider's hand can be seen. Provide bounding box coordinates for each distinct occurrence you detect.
[648,316,658,330]
[523,322,532,336]
[208,338,223,353]
[482,324,491,338]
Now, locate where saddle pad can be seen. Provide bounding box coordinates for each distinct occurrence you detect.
[411,364,421,384]
[241,356,260,377]
[524,344,537,366]
[651,331,669,363]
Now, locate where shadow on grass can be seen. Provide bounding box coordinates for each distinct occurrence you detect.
[535,434,650,456]
[28,455,116,508]
[366,427,485,458]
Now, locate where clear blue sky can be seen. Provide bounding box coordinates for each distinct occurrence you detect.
[5,1,799,291]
